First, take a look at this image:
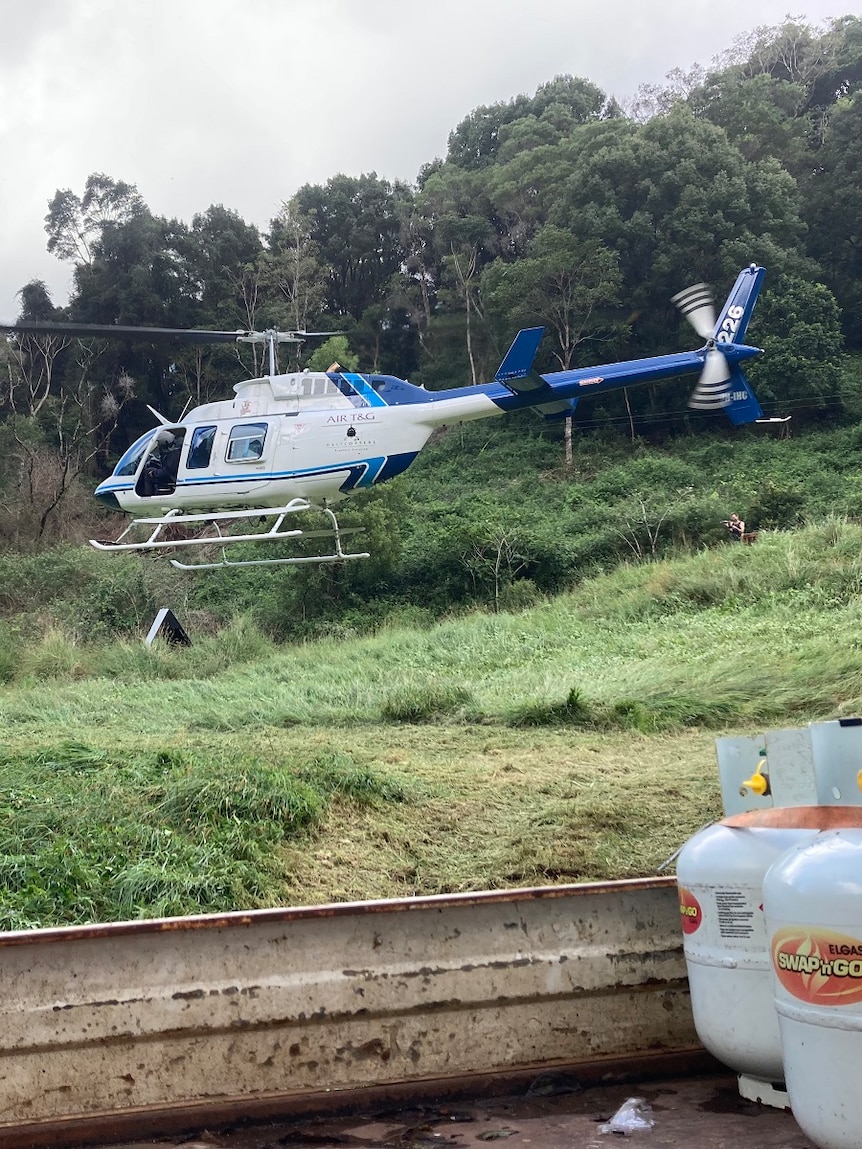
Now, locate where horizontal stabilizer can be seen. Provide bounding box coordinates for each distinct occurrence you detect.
[533,396,580,421]
[495,327,544,383]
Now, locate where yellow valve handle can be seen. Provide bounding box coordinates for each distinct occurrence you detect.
[740,756,769,797]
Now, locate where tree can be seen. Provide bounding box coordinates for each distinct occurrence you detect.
[482,228,624,463]
[183,204,264,328]
[690,72,808,168]
[45,174,146,266]
[548,107,807,332]
[446,75,608,171]
[804,91,862,347]
[746,274,845,416]
[305,336,358,372]
[265,198,326,334]
[418,166,496,384]
[3,282,69,418]
[1,343,133,546]
[293,173,410,321]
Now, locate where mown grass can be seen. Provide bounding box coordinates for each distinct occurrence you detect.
[3,519,862,926]
[0,742,405,929]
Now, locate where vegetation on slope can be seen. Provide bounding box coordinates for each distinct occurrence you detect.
[3,519,862,927]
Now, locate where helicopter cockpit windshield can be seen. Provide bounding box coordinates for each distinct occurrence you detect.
[113,430,158,478]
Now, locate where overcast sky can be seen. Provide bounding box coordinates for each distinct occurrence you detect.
[0,0,851,320]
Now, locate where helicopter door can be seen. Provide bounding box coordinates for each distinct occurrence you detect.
[135,428,186,497]
[224,421,270,493]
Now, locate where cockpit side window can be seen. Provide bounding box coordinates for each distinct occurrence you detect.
[187,425,218,470]
[114,431,157,477]
[226,422,267,462]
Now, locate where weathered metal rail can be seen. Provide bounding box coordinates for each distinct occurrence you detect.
[0,876,699,1147]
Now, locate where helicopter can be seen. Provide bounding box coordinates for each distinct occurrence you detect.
[1,263,766,570]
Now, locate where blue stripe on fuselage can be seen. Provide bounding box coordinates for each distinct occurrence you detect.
[96,451,420,503]
[342,373,389,408]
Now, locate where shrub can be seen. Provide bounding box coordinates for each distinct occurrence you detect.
[506,687,597,728]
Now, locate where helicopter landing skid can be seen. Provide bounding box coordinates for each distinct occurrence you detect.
[89,500,370,569]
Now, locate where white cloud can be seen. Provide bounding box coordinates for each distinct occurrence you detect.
[0,0,846,318]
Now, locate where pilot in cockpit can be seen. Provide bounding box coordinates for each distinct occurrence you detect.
[142,430,181,496]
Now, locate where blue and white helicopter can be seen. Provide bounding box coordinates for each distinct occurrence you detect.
[2,264,766,569]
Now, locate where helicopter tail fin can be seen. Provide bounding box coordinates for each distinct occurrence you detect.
[707,264,766,424]
[494,327,544,383]
[713,264,765,346]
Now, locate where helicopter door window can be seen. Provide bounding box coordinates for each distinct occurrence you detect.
[187,425,217,470]
[227,423,267,463]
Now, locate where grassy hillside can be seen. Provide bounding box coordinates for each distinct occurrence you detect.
[3,519,862,928]
[5,418,862,646]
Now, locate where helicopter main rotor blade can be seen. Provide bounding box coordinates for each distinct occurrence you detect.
[0,320,245,343]
[0,321,343,344]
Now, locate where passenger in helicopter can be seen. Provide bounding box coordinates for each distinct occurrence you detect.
[142,431,181,496]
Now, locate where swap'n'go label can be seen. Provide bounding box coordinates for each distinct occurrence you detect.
[772,927,862,1005]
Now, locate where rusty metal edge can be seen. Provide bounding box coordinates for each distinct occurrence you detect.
[0,875,677,948]
[0,1047,719,1149]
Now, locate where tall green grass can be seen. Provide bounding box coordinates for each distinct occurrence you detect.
[4,521,862,732]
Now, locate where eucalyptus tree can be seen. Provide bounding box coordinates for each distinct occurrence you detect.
[45,173,146,267]
[2,281,69,418]
[265,198,327,335]
[481,227,624,462]
[417,164,497,384]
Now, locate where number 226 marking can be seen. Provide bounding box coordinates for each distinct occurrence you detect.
[716,304,745,344]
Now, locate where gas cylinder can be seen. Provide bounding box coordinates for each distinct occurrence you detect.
[677,822,814,1088]
[764,830,862,1149]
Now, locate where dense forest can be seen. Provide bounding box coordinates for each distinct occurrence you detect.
[2,14,862,640]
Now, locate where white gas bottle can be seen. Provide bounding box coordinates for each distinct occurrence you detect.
[764,830,862,1149]
[677,823,814,1087]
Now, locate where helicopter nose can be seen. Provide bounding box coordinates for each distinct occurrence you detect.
[94,486,121,510]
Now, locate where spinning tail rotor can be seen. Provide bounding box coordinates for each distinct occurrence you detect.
[672,264,766,420]
[671,281,732,411]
